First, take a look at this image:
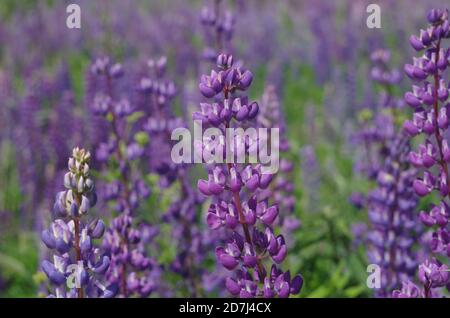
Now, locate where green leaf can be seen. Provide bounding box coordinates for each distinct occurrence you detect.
[307,286,330,298]
[344,285,367,298]
[0,252,28,277]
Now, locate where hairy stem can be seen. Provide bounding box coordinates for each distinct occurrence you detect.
[222,86,266,280]
[431,40,450,198]
[73,193,84,298]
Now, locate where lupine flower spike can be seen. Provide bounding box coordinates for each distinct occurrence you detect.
[41,147,115,298]
[194,53,303,298]
[394,8,450,298]
[90,57,158,298]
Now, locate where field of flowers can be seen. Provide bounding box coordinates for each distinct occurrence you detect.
[0,0,449,298]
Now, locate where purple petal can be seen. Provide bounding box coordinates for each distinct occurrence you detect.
[260,205,279,225]
[225,277,241,295]
[245,174,260,192]
[272,245,287,264]
[198,179,211,196]
[208,182,224,195]
[413,179,431,197]
[409,35,425,51]
[218,254,239,270]
[91,219,105,239]
[239,70,253,89]
[206,212,223,230]
[199,83,217,98]
[247,101,259,119]
[290,275,303,294]
[93,256,110,274]
[41,230,56,249]
[259,173,273,189]
[55,238,70,254]
[404,92,421,107]
[235,105,249,121]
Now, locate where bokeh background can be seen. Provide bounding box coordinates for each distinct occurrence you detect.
[0,0,448,297]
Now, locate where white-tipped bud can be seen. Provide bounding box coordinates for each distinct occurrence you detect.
[83,163,90,176]
[85,178,94,191]
[77,176,85,193]
[80,195,90,215]
[64,172,72,189]
[68,157,75,171]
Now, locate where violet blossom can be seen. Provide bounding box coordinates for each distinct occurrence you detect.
[394,8,450,298]
[137,56,219,297]
[200,0,235,60]
[365,134,421,297]
[137,56,181,188]
[41,147,115,298]
[194,53,302,298]
[258,85,299,233]
[88,57,159,298]
[350,48,425,297]
[352,49,401,180]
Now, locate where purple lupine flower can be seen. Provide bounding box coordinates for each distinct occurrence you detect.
[41,147,115,298]
[394,8,450,298]
[258,85,300,233]
[13,64,80,239]
[307,3,334,84]
[200,0,235,60]
[140,55,223,296]
[163,176,221,297]
[137,56,177,111]
[194,53,302,298]
[152,1,237,295]
[350,47,425,296]
[137,56,181,188]
[349,192,366,210]
[88,57,159,298]
[365,134,422,297]
[393,257,448,298]
[392,280,423,298]
[300,144,321,214]
[352,49,401,180]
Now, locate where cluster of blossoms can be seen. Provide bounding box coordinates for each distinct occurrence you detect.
[163,177,223,297]
[194,54,302,298]
[352,49,402,181]
[369,50,402,107]
[350,49,426,297]
[393,258,449,297]
[257,85,299,235]
[137,56,183,187]
[41,148,115,298]
[14,65,81,232]
[349,50,402,214]
[200,0,235,59]
[365,135,422,297]
[89,57,159,297]
[137,56,177,108]
[155,3,242,296]
[300,144,321,213]
[137,55,220,296]
[394,8,450,298]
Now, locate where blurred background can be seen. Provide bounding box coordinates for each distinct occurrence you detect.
[0,0,448,297]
